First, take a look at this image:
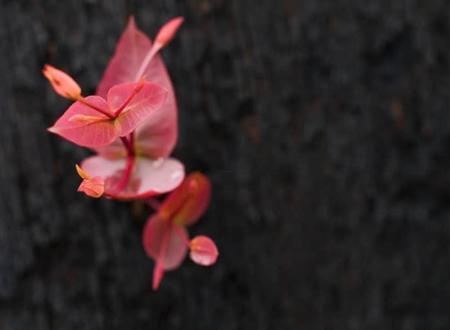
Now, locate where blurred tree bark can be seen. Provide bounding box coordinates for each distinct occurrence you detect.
[0,0,450,329]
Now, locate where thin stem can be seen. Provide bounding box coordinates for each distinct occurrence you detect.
[114,133,136,194]
[77,97,114,119]
[120,136,134,156]
[134,45,161,82]
[115,154,135,192]
[129,131,135,151]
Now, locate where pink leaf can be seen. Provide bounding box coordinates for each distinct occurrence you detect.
[107,82,168,137]
[159,172,212,226]
[48,96,117,148]
[96,17,178,159]
[96,17,152,96]
[189,236,219,266]
[143,215,189,271]
[132,98,177,158]
[81,155,185,200]
[42,64,81,100]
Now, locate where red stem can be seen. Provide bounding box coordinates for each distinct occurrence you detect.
[115,134,136,193]
[134,45,161,82]
[120,136,134,156]
[129,132,135,151]
[115,153,135,192]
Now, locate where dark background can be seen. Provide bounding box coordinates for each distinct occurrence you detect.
[1,0,450,329]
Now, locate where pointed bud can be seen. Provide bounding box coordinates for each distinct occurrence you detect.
[42,64,81,100]
[75,164,105,198]
[154,17,184,49]
[189,236,218,266]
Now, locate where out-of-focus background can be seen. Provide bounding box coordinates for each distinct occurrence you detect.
[1,0,450,329]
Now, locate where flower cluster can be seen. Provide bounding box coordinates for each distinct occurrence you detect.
[43,17,218,290]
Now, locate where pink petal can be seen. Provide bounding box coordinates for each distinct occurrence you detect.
[107,82,168,137]
[96,17,178,159]
[142,215,189,270]
[159,172,212,226]
[48,96,117,148]
[81,155,185,200]
[189,236,219,266]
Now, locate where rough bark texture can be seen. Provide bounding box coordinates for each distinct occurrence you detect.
[1,0,450,329]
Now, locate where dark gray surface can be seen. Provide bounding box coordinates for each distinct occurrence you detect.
[0,0,450,329]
